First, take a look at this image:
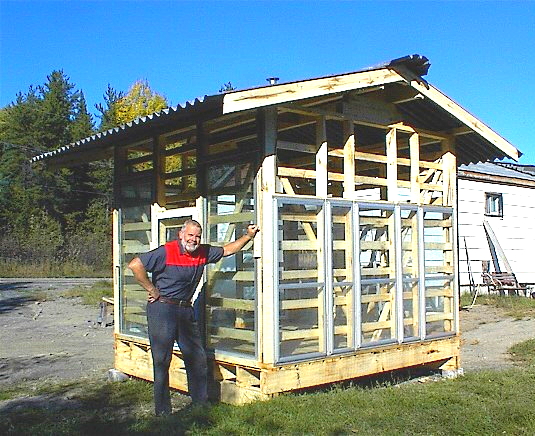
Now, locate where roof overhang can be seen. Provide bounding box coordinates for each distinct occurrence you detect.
[31,55,521,167]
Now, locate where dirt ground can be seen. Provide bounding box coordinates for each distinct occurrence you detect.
[1,278,535,392]
[0,278,115,389]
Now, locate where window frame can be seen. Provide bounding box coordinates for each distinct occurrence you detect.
[485,192,504,217]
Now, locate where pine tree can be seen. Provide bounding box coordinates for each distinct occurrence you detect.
[95,84,124,131]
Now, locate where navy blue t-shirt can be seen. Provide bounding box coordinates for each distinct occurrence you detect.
[139,240,224,300]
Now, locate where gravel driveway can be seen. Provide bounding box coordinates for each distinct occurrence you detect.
[1,278,534,391]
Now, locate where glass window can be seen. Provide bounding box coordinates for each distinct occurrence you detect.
[400,207,420,339]
[120,201,152,338]
[331,204,354,351]
[359,206,397,345]
[272,197,456,363]
[423,209,455,336]
[485,192,503,217]
[277,200,325,359]
[205,195,256,357]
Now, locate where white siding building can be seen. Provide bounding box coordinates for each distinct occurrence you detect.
[458,162,535,291]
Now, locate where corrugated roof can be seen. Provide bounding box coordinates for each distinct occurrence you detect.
[31,95,222,164]
[459,162,535,183]
[31,55,520,166]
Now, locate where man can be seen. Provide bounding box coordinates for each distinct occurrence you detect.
[128,219,259,415]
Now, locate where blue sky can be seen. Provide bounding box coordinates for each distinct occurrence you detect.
[1,1,534,162]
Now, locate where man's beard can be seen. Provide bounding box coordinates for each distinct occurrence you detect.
[184,241,199,253]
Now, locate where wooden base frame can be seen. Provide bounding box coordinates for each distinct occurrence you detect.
[114,333,460,405]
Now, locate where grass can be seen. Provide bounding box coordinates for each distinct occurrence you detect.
[0,260,110,278]
[462,291,535,319]
[2,367,535,435]
[3,294,535,435]
[59,280,113,306]
[12,280,113,305]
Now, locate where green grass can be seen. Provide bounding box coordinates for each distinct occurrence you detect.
[2,367,535,435]
[3,294,535,435]
[462,292,535,319]
[59,280,113,306]
[0,260,109,278]
[510,338,535,366]
[13,280,113,305]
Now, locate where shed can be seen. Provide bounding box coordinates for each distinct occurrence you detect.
[458,162,535,292]
[32,55,520,403]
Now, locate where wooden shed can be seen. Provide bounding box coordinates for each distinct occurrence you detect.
[32,55,520,403]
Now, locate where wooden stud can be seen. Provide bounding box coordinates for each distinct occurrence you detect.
[410,133,420,204]
[343,120,355,199]
[258,107,277,365]
[386,128,398,201]
[316,116,328,197]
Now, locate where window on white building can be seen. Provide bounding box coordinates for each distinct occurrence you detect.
[485,192,503,217]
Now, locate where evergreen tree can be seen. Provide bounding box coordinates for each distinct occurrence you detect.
[95,84,124,131]
[71,91,95,140]
[0,71,103,272]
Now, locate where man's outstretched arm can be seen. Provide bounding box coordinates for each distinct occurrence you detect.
[222,224,260,257]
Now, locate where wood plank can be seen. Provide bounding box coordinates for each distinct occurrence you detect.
[425,265,454,274]
[426,312,454,322]
[209,297,255,311]
[208,212,255,224]
[360,240,390,250]
[343,120,356,199]
[278,166,317,179]
[386,128,397,201]
[406,79,519,161]
[281,240,351,251]
[208,270,255,281]
[425,288,454,298]
[316,116,328,197]
[261,336,460,394]
[122,240,150,255]
[280,328,319,341]
[279,178,318,243]
[123,222,152,231]
[361,293,394,304]
[223,68,405,114]
[210,326,255,341]
[354,175,388,187]
[277,140,317,154]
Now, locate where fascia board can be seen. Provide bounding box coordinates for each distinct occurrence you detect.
[409,80,520,161]
[222,68,405,114]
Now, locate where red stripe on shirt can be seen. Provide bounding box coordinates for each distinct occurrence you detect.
[164,240,209,266]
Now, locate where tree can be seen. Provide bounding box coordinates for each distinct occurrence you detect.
[95,84,124,131]
[114,79,168,125]
[219,82,236,93]
[0,71,103,271]
[71,91,95,140]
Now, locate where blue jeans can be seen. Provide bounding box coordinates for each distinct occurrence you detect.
[147,300,208,415]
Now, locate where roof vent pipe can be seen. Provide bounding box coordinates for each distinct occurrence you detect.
[267,77,279,85]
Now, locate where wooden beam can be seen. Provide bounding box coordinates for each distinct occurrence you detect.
[223,68,405,114]
[259,107,277,365]
[442,137,456,207]
[277,140,317,154]
[386,128,398,201]
[316,116,328,197]
[343,120,355,199]
[410,133,420,204]
[406,79,519,161]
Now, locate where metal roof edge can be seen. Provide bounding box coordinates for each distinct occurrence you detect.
[31,95,220,163]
